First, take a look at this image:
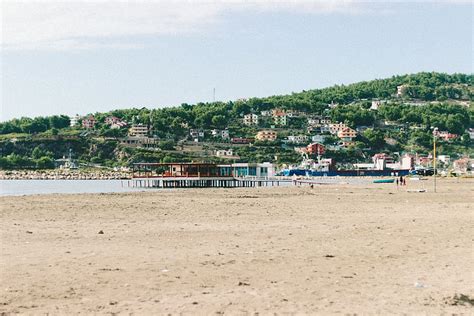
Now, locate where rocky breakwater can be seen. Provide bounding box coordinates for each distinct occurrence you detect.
[0,170,132,180]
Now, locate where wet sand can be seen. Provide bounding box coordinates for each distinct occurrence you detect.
[1,178,473,314]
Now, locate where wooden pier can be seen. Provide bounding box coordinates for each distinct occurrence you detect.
[125,177,291,189]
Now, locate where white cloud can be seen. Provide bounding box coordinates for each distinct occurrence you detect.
[1,0,470,51]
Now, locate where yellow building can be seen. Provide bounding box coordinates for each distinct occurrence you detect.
[256,130,277,142]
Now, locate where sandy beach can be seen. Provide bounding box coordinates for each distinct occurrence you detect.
[1,178,473,314]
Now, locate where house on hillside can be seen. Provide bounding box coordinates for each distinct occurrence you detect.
[106,116,127,129]
[120,136,159,149]
[256,130,277,142]
[329,122,347,135]
[311,135,326,143]
[70,114,82,127]
[306,143,326,156]
[287,135,308,144]
[211,129,230,140]
[397,84,409,97]
[231,137,253,144]
[243,113,259,126]
[272,109,287,126]
[189,129,205,142]
[129,124,149,137]
[82,115,96,129]
[215,149,239,159]
[434,130,458,142]
[337,127,357,147]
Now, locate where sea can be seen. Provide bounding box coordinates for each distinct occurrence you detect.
[0,177,375,196]
[0,180,142,196]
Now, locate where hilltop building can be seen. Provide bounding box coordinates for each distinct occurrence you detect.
[82,115,96,129]
[70,114,81,127]
[105,116,127,129]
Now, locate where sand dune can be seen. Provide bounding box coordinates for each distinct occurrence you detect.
[1,178,473,314]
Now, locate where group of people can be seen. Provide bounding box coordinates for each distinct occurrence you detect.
[396,176,407,186]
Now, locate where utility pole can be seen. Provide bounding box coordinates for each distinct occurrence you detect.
[433,127,437,193]
[213,88,216,103]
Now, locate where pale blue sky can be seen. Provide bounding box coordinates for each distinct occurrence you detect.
[1,1,472,121]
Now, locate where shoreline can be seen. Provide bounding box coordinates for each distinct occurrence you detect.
[0,170,131,180]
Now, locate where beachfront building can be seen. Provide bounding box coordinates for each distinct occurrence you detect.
[82,115,96,129]
[226,162,276,177]
[453,157,474,175]
[272,109,288,126]
[243,113,259,126]
[132,162,276,178]
[256,130,277,142]
[129,124,149,137]
[211,129,230,140]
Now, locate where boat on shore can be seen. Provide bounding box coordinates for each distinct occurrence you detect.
[373,178,395,184]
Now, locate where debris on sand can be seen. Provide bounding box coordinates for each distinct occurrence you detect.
[98,230,104,234]
[238,281,250,286]
[445,294,474,306]
[324,255,335,258]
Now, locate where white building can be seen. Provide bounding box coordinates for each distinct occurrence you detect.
[211,129,230,140]
[129,124,149,137]
[468,128,474,140]
[225,162,276,178]
[243,113,259,126]
[215,149,238,158]
[189,129,205,142]
[287,135,309,144]
[311,135,326,143]
[70,114,81,127]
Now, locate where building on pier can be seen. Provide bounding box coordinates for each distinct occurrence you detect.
[132,162,276,179]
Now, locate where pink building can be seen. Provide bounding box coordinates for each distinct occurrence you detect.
[82,115,96,129]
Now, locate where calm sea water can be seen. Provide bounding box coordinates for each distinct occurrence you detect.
[0,180,143,196]
[0,177,375,196]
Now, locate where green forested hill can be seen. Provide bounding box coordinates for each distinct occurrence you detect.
[1,72,473,169]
